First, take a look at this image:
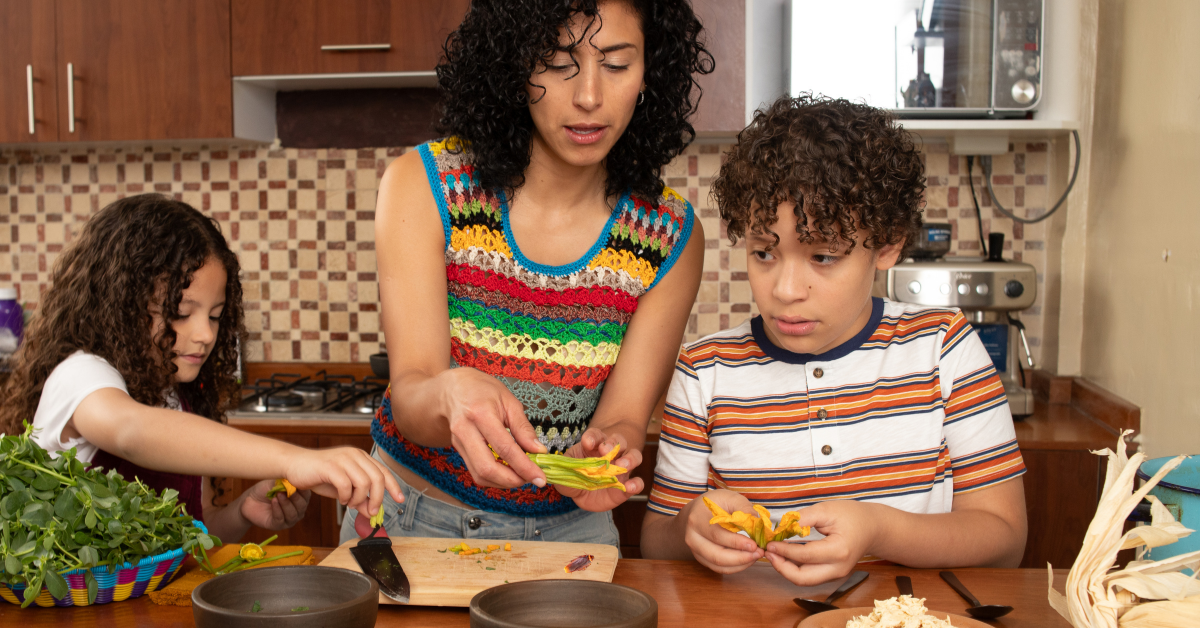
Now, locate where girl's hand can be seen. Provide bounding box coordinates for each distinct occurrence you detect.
[441,367,548,489]
[282,447,403,519]
[239,479,311,531]
[764,500,879,586]
[685,489,764,573]
[555,428,644,512]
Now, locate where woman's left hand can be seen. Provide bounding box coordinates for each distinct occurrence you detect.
[554,428,644,512]
[239,479,312,531]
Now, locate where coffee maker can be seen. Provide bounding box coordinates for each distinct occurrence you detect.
[886,230,1037,417]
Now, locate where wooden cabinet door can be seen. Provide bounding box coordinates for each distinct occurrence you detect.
[0,0,59,142]
[232,0,470,76]
[55,0,232,141]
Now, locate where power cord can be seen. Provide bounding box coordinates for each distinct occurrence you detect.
[966,155,989,257]
[980,129,1081,224]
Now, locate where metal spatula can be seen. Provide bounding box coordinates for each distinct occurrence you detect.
[350,524,410,603]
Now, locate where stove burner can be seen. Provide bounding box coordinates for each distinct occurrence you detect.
[253,392,305,412]
[355,393,384,414]
[239,371,388,416]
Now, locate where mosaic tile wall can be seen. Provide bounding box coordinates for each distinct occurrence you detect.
[0,140,1053,364]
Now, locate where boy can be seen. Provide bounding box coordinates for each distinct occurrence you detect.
[639,95,1027,586]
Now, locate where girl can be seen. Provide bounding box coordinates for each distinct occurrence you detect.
[0,194,401,544]
[344,0,712,545]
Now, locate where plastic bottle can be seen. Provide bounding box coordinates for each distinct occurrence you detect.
[0,288,23,356]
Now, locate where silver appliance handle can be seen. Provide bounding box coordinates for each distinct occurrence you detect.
[320,44,391,52]
[26,65,35,134]
[66,62,75,134]
[1017,325,1035,369]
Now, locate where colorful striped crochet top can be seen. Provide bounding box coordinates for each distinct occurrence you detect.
[372,138,695,517]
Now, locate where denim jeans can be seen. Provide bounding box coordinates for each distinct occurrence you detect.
[339,447,620,548]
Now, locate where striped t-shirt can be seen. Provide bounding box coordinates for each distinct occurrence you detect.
[648,298,1025,526]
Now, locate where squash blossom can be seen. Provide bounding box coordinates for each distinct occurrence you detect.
[491,444,628,492]
[239,542,266,561]
[265,478,297,499]
[369,509,384,528]
[702,496,811,549]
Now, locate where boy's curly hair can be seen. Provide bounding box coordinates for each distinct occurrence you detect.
[435,0,714,202]
[0,194,246,435]
[712,94,925,253]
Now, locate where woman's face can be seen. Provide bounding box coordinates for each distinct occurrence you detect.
[526,0,645,169]
[149,257,227,384]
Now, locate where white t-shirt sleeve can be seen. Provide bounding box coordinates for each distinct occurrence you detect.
[32,351,128,463]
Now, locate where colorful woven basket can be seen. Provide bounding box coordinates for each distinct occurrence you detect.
[0,520,206,608]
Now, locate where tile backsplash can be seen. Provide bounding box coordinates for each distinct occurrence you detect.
[1,139,1053,364]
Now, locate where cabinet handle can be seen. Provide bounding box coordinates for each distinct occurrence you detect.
[26,65,35,135]
[320,44,391,52]
[66,62,75,134]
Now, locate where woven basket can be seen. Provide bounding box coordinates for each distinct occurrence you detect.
[0,520,206,608]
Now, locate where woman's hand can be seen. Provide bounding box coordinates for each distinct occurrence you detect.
[764,500,880,586]
[282,447,403,519]
[238,479,312,531]
[554,428,644,512]
[440,367,548,489]
[684,489,765,573]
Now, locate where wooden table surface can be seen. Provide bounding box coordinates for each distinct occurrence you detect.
[0,550,1072,627]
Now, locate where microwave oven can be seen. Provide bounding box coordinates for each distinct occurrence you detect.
[785,0,1044,118]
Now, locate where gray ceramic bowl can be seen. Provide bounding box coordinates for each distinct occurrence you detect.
[470,579,658,628]
[192,565,378,628]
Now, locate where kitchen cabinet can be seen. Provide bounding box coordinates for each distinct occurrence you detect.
[231,0,470,76]
[0,0,232,143]
[0,1,59,143]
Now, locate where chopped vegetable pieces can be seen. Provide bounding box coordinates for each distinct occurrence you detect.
[291,606,310,612]
[702,496,811,549]
[251,601,262,613]
[504,543,512,551]
[265,478,297,499]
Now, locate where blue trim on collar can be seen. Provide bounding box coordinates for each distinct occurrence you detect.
[750,297,885,365]
[499,190,629,277]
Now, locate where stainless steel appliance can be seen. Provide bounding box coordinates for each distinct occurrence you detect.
[234,371,388,419]
[886,240,1037,416]
[787,0,1044,118]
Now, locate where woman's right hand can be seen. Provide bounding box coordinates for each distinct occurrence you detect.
[439,367,548,489]
[685,489,765,574]
[282,447,403,520]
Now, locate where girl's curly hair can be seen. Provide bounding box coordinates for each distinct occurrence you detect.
[434,0,714,202]
[712,94,926,253]
[0,194,246,436]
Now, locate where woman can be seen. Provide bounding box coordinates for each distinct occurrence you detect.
[343,0,712,546]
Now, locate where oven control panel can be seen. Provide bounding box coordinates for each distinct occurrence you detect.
[887,258,1037,311]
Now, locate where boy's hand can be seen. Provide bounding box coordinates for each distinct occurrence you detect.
[239,479,312,531]
[764,500,880,586]
[686,489,765,573]
[283,447,403,520]
[555,428,645,512]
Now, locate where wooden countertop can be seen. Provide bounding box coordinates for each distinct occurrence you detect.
[0,550,1072,627]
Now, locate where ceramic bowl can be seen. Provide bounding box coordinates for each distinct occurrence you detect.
[192,565,378,628]
[470,579,657,628]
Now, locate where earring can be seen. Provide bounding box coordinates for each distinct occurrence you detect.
[638,91,645,105]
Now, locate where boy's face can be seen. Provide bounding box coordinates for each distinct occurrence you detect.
[747,201,902,356]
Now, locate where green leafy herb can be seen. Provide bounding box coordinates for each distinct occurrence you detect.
[291,606,309,612]
[0,423,217,607]
[251,600,262,613]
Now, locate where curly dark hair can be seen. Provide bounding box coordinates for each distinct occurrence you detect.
[434,0,714,202]
[712,94,926,253]
[0,194,246,436]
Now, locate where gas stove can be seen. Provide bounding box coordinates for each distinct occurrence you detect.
[232,371,388,419]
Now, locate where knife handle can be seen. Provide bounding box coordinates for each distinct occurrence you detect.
[824,570,869,604]
[896,575,914,597]
[939,571,982,607]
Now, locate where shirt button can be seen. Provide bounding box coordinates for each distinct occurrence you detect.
[816,408,828,419]
[813,368,824,378]
[821,445,833,456]
[468,516,483,530]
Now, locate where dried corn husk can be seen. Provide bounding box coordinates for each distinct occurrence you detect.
[1048,430,1200,628]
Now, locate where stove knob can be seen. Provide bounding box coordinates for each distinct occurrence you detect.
[975,283,990,295]
[907,281,922,294]
[957,283,970,295]
[1004,280,1025,298]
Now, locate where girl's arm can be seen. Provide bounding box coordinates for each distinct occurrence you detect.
[69,388,401,519]
[555,219,705,512]
[373,151,547,489]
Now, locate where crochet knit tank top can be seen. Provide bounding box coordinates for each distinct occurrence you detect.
[372,138,694,517]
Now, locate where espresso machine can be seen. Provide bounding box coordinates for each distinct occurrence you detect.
[887,229,1037,417]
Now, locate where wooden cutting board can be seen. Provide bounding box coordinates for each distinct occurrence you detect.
[318,537,619,607]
